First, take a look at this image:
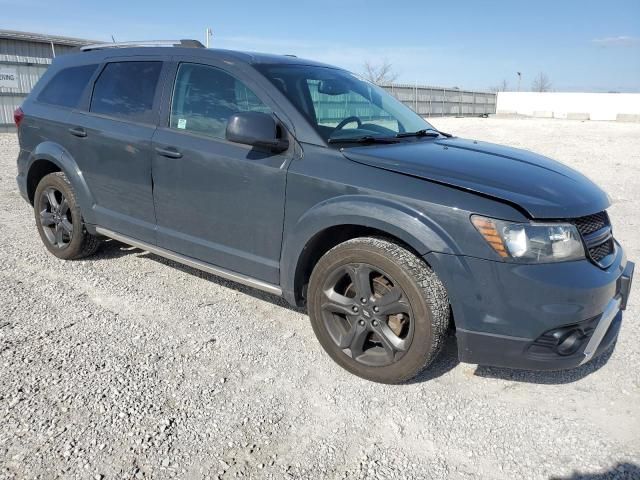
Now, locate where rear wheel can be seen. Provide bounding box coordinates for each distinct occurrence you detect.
[308,237,450,384]
[33,172,100,260]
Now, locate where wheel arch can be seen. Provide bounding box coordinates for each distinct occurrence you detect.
[26,142,95,223]
[280,195,459,307]
[26,158,61,204]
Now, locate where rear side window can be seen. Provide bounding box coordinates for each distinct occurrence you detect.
[38,64,98,108]
[90,61,162,123]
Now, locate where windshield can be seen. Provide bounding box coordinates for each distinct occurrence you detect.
[255,64,435,144]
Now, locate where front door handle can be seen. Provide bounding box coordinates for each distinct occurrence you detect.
[155,146,183,159]
[68,126,87,138]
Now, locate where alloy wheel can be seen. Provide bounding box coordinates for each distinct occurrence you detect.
[39,187,73,249]
[319,263,415,367]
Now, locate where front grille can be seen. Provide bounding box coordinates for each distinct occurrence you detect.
[574,211,609,236]
[571,211,614,267]
[589,239,614,263]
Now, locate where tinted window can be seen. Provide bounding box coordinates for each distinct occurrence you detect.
[38,64,98,108]
[90,61,162,123]
[170,63,271,139]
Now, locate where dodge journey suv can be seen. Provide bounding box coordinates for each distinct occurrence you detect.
[14,40,634,383]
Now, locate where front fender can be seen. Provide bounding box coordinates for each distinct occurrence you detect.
[280,195,460,303]
[28,142,96,223]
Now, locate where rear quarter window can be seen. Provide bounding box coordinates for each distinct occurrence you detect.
[90,61,162,124]
[37,64,98,108]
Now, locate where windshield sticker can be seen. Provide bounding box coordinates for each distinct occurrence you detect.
[177,118,187,129]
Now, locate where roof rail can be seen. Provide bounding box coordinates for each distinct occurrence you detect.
[80,39,204,52]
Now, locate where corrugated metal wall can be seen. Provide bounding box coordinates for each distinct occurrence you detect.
[0,37,76,64]
[0,36,78,131]
[1,64,48,92]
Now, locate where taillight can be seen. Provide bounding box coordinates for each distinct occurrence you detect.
[14,107,24,128]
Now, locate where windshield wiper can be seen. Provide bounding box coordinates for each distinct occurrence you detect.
[396,128,453,138]
[328,135,399,145]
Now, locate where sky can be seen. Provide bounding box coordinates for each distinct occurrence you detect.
[1,0,639,92]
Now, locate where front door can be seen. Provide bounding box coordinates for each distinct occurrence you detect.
[151,61,292,284]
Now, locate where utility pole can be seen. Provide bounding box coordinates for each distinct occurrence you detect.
[517,72,522,92]
[205,28,213,48]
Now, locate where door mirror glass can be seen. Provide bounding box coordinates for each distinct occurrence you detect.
[226,111,288,152]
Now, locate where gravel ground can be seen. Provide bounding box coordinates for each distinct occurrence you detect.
[1,117,639,480]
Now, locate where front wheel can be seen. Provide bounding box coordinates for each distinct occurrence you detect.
[308,237,450,384]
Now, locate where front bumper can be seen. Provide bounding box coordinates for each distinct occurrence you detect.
[426,245,634,371]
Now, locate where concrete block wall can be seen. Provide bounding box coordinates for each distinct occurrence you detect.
[496,92,640,122]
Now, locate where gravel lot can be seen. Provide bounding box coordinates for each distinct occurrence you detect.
[1,117,639,480]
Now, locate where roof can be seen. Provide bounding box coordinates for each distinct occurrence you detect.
[0,29,97,46]
[53,44,340,70]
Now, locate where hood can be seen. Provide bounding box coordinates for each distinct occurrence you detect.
[342,137,610,219]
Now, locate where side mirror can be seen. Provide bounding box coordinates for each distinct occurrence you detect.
[226,112,289,153]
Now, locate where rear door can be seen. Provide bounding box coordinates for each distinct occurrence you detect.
[151,59,294,284]
[20,62,99,161]
[66,57,168,244]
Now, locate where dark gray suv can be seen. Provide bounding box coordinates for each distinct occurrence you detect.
[14,40,634,383]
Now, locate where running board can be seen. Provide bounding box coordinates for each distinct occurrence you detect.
[95,227,283,296]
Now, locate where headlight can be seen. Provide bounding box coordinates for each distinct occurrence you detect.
[471,215,585,263]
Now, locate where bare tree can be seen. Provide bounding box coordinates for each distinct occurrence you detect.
[531,72,552,92]
[363,59,399,85]
[490,79,509,92]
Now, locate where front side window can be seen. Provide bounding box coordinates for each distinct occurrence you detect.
[170,63,271,139]
[38,64,98,108]
[90,61,162,123]
[256,64,434,144]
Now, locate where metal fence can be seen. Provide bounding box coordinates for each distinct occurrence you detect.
[309,81,496,124]
[382,83,496,117]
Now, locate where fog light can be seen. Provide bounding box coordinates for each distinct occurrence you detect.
[555,329,585,356]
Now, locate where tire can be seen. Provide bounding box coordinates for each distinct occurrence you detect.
[33,172,100,260]
[308,237,449,384]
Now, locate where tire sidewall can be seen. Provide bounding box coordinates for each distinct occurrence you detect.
[308,241,435,384]
[33,173,86,260]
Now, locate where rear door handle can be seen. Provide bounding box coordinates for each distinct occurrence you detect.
[155,146,183,159]
[68,127,87,138]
